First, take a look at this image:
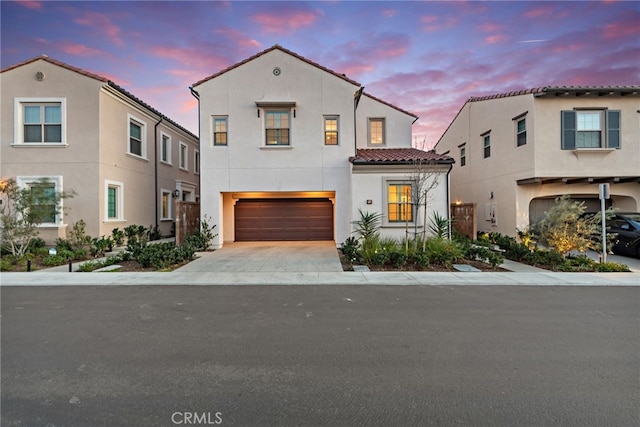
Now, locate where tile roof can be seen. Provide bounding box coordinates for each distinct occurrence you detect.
[350,148,454,165]
[2,55,197,140]
[467,86,640,102]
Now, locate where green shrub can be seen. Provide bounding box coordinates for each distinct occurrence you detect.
[26,237,46,253]
[464,244,505,268]
[111,228,125,246]
[339,236,360,262]
[424,237,463,267]
[68,219,92,251]
[134,242,195,269]
[388,249,408,268]
[526,249,564,270]
[593,262,630,272]
[55,237,73,252]
[90,236,112,257]
[184,216,218,251]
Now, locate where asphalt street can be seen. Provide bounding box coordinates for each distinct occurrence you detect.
[2,285,639,426]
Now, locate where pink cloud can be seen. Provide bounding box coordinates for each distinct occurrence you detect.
[478,22,503,33]
[61,42,102,56]
[484,34,507,44]
[214,28,261,49]
[180,97,198,114]
[74,12,123,46]
[251,9,323,35]
[602,14,640,39]
[420,15,458,32]
[15,0,42,10]
[524,5,555,19]
[382,9,397,18]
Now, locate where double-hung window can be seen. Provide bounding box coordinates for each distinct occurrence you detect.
[128,114,146,158]
[388,183,413,222]
[265,111,290,145]
[515,116,527,146]
[194,150,200,174]
[324,116,339,145]
[561,110,621,149]
[14,98,65,145]
[459,144,467,167]
[213,116,228,146]
[482,131,491,158]
[161,190,172,220]
[368,118,385,146]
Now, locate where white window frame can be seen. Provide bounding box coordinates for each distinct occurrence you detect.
[13,98,67,146]
[459,143,466,167]
[104,180,125,222]
[482,131,491,158]
[368,117,386,146]
[212,116,228,146]
[160,132,172,164]
[194,150,200,174]
[16,176,64,226]
[160,189,172,220]
[127,113,147,159]
[514,113,527,147]
[179,142,188,170]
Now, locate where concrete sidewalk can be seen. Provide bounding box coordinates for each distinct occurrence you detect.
[1,270,638,287]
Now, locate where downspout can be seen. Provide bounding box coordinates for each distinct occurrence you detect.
[353,86,364,156]
[189,86,200,194]
[446,163,453,240]
[154,117,163,233]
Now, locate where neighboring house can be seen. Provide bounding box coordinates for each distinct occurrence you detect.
[191,45,453,248]
[0,55,199,244]
[435,86,640,237]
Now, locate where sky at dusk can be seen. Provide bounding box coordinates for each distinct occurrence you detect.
[2,0,639,148]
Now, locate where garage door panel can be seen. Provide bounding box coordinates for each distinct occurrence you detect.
[235,198,333,241]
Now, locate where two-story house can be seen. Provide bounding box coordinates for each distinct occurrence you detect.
[435,86,640,237]
[1,55,200,243]
[191,45,453,248]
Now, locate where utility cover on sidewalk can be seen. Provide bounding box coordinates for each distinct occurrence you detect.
[453,264,481,272]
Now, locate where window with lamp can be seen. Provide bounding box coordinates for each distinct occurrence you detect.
[387,182,413,223]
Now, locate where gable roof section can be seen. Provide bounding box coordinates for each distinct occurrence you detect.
[2,55,197,140]
[191,45,418,118]
[192,44,362,88]
[350,148,454,165]
[1,54,108,82]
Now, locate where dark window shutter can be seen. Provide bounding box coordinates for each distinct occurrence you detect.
[607,110,621,149]
[561,111,576,150]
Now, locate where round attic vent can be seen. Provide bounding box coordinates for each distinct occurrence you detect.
[272,67,281,76]
[35,71,45,81]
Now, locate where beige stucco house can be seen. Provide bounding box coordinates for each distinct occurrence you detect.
[1,56,200,243]
[191,45,453,248]
[435,86,640,237]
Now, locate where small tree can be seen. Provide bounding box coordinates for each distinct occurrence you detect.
[0,177,72,256]
[535,195,600,256]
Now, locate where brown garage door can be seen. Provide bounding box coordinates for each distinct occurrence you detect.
[235,198,333,241]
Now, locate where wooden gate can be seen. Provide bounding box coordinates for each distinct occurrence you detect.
[451,203,476,240]
[175,201,200,246]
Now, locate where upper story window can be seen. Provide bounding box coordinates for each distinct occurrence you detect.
[482,131,491,158]
[213,116,228,146]
[459,144,467,167]
[515,116,527,147]
[179,142,188,170]
[265,111,290,145]
[388,182,413,222]
[194,150,200,174]
[324,116,339,145]
[14,98,66,145]
[561,110,621,150]
[368,118,385,146]
[160,133,171,164]
[128,114,147,158]
[161,190,172,220]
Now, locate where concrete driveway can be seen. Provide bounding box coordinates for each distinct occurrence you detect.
[175,241,343,272]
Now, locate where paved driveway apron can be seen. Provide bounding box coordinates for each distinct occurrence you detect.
[175,241,343,272]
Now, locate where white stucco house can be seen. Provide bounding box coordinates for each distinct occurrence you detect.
[435,86,640,237]
[191,45,453,248]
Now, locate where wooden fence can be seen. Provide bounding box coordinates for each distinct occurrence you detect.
[175,201,200,246]
[451,203,476,240]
